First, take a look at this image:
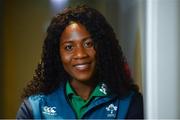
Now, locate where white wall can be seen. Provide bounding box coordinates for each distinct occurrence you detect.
[141,0,180,118]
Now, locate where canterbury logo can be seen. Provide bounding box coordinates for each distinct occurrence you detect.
[42,106,57,115]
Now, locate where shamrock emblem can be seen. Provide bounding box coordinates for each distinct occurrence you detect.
[99,83,107,95]
[106,104,118,114]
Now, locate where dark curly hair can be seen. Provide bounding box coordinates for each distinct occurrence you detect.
[22,5,138,99]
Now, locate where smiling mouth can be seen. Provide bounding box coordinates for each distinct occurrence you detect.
[73,63,91,71]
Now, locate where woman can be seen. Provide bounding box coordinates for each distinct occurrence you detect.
[16,5,143,119]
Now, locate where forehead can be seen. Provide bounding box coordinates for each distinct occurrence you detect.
[60,22,90,42]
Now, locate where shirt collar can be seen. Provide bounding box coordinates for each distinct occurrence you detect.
[66,81,75,96]
[66,81,109,98]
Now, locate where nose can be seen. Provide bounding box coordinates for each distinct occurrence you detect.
[73,46,88,59]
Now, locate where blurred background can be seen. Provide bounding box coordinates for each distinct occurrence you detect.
[0,0,180,118]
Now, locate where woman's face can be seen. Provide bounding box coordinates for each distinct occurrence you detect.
[60,22,96,82]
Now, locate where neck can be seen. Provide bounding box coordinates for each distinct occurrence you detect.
[70,79,96,100]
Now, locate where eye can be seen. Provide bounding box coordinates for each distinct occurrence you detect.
[83,39,94,48]
[64,44,73,51]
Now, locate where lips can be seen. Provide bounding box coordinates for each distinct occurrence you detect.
[73,62,91,71]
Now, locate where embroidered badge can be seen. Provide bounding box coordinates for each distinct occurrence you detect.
[106,104,118,117]
[42,106,57,116]
[99,83,107,95]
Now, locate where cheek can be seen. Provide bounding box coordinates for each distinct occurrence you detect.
[89,48,96,60]
[60,54,72,75]
[60,50,71,66]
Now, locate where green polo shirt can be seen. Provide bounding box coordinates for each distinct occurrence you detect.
[66,81,108,118]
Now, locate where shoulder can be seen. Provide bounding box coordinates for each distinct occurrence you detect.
[16,94,47,119]
[16,99,33,119]
[126,91,144,119]
[28,94,46,102]
[16,86,64,119]
[27,84,65,107]
[29,83,65,102]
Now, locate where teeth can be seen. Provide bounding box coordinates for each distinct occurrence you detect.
[76,64,87,68]
[75,64,89,70]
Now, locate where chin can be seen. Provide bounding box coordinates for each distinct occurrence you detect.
[75,77,91,82]
[74,75,93,82]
